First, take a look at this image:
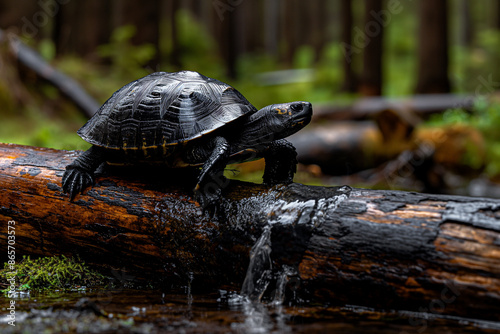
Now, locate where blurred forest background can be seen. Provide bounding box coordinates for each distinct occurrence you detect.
[1,0,500,196]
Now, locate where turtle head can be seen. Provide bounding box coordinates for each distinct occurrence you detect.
[259,101,312,139]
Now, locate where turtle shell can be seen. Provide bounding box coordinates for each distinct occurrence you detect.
[78,71,257,149]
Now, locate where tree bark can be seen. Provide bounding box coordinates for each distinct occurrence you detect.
[1,143,500,321]
[415,0,451,94]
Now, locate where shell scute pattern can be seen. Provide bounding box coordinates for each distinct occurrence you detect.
[77,71,255,151]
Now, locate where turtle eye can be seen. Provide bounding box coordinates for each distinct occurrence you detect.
[151,91,161,97]
[290,103,303,112]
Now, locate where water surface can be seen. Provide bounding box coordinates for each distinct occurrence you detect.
[2,288,500,333]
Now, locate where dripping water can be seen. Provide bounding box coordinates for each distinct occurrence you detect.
[271,265,297,307]
[230,187,352,331]
[186,271,194,305]
[240,225,273,302]
[229,225,295,333]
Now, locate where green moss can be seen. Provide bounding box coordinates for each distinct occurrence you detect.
[1,255,107,293]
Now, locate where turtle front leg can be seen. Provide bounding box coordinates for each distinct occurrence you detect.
[262,139,298,185]
[193,136,230,209]
[62,145,105,200]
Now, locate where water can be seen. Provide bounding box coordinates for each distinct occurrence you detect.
[237,185,352,304]
[229,224,283,333]
[2,288,499,333]
[240,225,273,302]
[228,264,297,334]
[271,265,297,306]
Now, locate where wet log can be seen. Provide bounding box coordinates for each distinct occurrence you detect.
[1,143,499,321]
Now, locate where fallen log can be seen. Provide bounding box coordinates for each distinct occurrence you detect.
[312,93,475,121]
[289,121,388,175]
[0,30,100,118]
[1,143,499,321]
[289,115,486,178]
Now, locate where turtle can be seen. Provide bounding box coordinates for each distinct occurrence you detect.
[62,70,312,208]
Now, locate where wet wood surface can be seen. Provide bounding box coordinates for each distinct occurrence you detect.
[0,143,499,321]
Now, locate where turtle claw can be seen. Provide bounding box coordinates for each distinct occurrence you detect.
[194,184,222,214]
[62,166,94,200]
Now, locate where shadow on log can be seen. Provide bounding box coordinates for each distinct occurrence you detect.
[0,143,499,322]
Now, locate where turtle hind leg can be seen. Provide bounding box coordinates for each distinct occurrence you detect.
[193,136,230,210]
[62,145,105,200]
[262,139,298,185]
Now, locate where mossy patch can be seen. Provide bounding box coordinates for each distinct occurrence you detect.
[1,255,107,293]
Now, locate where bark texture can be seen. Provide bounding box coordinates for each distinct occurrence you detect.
[0,143,499,321]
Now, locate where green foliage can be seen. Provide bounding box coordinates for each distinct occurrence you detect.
[54,55,121,107]
[427,99,500,177]
[453,29,500,93]
[315,44,344,93]
[293,45,315,69]
[0,104,89,150]
[163,9,225,76]
[1,255,107,292]
[98,25,156,80]
[38,38,56,62]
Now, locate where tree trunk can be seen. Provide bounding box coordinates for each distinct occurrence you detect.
[239,0,263,55]
[281,0,301,65]
[458,0,473,47]
[415,0,451,94]
[0,0,40,38]
[212,0,241,79]
[360,0,384,96]
[163,0,181,69]
[339,0,358,92]
[1,143,500,321]
[264,0,280,56]
[54,0,112,59]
